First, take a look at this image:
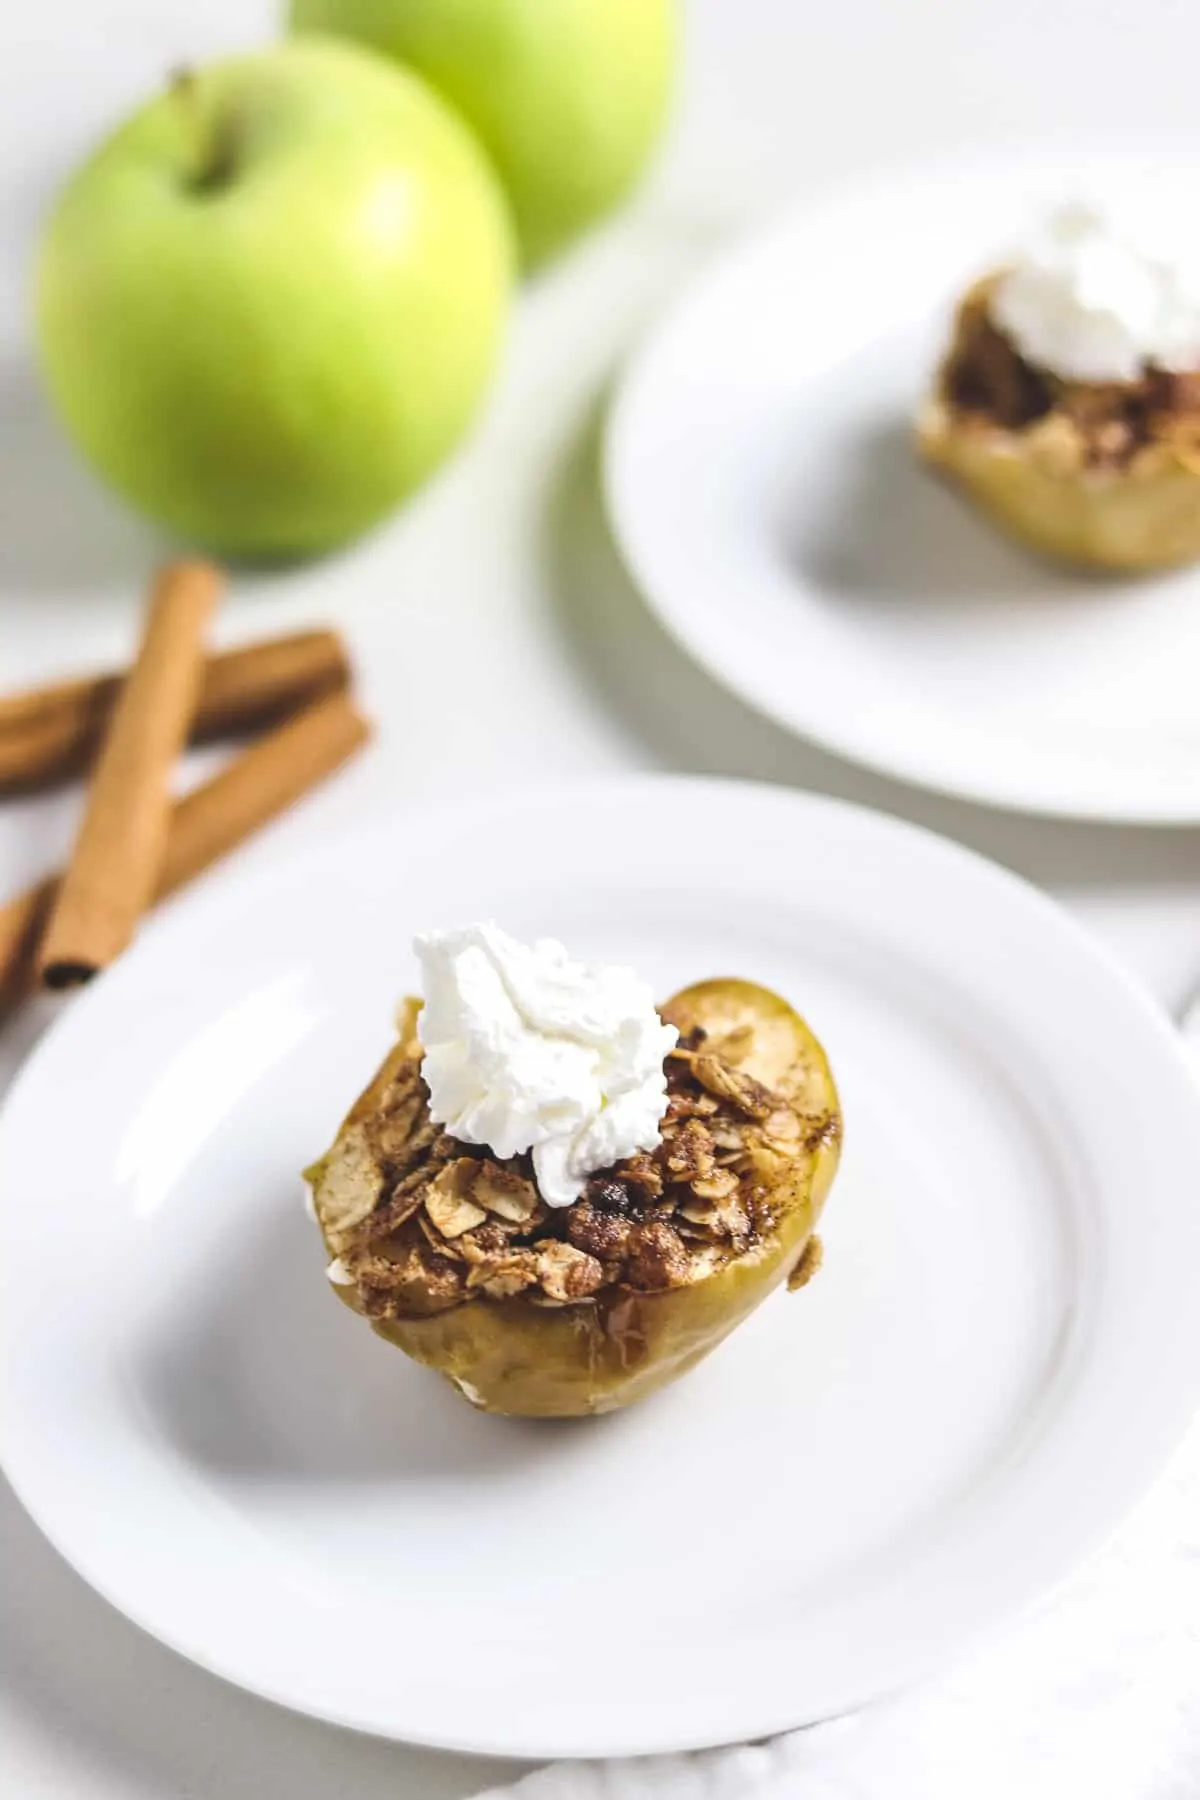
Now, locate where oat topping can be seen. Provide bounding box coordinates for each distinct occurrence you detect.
[312,1010,836,1319]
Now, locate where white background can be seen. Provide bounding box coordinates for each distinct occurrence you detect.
[5,2,1200,1795]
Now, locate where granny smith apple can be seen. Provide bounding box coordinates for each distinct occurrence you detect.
[35,39,514,557]
[289,0,676,266]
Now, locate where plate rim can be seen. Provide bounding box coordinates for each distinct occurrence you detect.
[4,773,1200,1758]
[603,152,1200,826]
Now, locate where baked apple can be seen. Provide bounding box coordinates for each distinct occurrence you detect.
[305,977,841,1417]
[919,272,1200,572]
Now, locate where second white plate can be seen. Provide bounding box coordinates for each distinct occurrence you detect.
[3,778,1200,1757]
[606,153,1200,822]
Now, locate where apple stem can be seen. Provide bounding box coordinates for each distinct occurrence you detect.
[170,65,238,195]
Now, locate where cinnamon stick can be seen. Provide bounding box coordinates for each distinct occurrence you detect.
[0,689,370,1015]
[157,688,371,895]
[0,878,54,1016]
[0,627,350,793]
[38,561,219,988]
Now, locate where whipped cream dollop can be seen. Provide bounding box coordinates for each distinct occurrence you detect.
[990,200,1200,382]
[414,923,677,1209]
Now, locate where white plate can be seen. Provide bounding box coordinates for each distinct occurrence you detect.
[606,153,1200,823]
[3,777,1200,1759]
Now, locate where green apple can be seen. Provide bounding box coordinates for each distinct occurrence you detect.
[289,0,677,266]
[35,39,514,558]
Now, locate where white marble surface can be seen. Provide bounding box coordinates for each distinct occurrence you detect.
[5,1,1200,1794]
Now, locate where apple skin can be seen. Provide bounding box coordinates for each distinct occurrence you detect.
[35,39,514,558]
[289,0,677,266]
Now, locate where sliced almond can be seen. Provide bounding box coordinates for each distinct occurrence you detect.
[619,1151,663,1197]
[310,1123,383,1252]
[677,1200,716,1228]
[363,1179,426,1242]
[692,1055,779,1120]
[372,1091,425,1163]
[457,1222,516,1265]
[424,1161,488,1239]
[690,1169,738,1202]
[419,1213,468,1259]
[536,1241,604,1302]
[472,1162,538,1225]
[474,1258,539,1299]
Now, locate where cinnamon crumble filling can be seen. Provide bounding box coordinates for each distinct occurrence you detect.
[941,280,1200,472]
[316,1007,838,1322]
